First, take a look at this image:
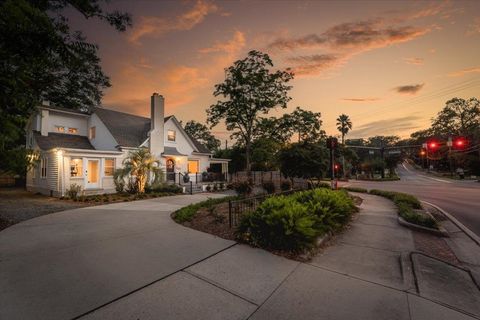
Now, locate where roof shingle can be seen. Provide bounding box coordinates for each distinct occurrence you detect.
[34,132,95,150]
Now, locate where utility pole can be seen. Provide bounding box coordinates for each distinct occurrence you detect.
[327,137,338,189]
[380,146,385,179]
[447,137,453,176]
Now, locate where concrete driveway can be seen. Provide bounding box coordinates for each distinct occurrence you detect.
[0,193,234,320]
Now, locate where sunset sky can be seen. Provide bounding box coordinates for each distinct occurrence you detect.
[67,0,480,142]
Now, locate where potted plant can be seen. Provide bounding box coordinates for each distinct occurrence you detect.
[183,172,190,183]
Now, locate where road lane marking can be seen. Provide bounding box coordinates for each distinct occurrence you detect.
[402,162,453,184]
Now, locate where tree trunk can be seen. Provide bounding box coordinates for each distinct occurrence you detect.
[245,141,252,174]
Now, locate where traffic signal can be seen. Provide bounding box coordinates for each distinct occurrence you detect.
[453,137,467,149]
[428,141,438,149]
[334,164,339,170]
[420,149,426,156]
[326,137,338,149]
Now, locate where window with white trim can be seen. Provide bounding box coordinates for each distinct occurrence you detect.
[89,126,96,139]
[167,130,176,141]
[104,158,115,176]
[70,158,83,177]
[41,157,47,178]
[188,160,199,173]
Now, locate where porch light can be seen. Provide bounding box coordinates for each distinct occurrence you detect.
[56,149,63,156]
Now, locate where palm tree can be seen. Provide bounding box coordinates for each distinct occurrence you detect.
[121,148,163,193]
[336,114,352,178]
[336,114,352,145]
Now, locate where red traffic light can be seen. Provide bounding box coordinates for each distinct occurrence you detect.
[429,142,437,149]
[453,137,467,149]
[334,164,339,170]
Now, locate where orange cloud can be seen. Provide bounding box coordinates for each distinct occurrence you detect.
[448,67,480,77]
[467,17,480,36]
[269,18,432,76]
[199,30,246,55]
[404,57,424,65]
[128,0,220,43]
[341,97,380,102]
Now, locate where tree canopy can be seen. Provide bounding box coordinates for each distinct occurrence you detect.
[336,114,352,145]
[183,120,221,152]
[0,0,131,173]
[207,50,294,171]
[282,107,324,143]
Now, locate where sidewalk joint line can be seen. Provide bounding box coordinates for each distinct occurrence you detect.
[183,269,258,306]
[246,262,302,320]
[70,242,238,320]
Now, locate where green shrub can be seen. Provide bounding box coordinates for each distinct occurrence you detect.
[238,196,319,252]
[369,189,396,200]
[233,181,253,195]
[206,184,211,192]
[213,183,218,191]
[238,188,356,252]
[280,180,292,191]
[66,183,82,199]
[342,187,368,193]
[262,181,276,194]
[151,183,182,194]
[393,193,422,209]
[292,189,355,232]
[174,196,239,223]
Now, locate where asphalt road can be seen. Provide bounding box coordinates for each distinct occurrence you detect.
[345,162,480,237]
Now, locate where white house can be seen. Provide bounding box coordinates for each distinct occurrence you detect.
[25,93,229,196]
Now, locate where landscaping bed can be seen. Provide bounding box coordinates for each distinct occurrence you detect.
[172,188,359,261]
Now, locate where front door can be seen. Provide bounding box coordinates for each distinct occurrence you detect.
[166,158,175,181]
[86,159,100,189]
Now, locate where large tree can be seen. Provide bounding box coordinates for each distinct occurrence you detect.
[282,107,324,143]
[278,142,329,183]
[0,0,131,173]
[207,50,294,172]
[183,120,221,152]
[431,97,480,137]
[336,114,352,145]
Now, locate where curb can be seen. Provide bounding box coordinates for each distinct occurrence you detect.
[397,216,449,237]
[421,200,480,246]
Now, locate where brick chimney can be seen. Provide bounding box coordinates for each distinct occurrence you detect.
[150,93,165,157]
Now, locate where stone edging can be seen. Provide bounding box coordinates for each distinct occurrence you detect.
[397,216,449,237]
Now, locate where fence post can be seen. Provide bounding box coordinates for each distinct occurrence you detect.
[228,200,232,228]
[190,181,193,195]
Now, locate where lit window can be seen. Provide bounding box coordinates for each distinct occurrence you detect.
[167,130,176,141]
[70,158,83,177]
[41,157,48,178]
[104,158,115,176]
[55,126,65,133]
[68,128,78,134]
[188,160,199,173]
[89,126,96,139]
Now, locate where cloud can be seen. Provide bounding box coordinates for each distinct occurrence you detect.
[286,54,347,76]
[268,18,432,76]
[467,18,480,35]
[199,30,246,55]
[350,115,422,138]
[394,83,425,95]
[128,0,220,43]
[448,67,480,77]
[341,97,380,102]
[404,57,424,65]
[269,19,430,52]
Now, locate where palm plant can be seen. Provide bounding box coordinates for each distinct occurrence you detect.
[120,148,163,193]
[336,114,352,145]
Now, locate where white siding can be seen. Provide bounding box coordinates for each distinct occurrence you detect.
[87,113,118,150]
[48,111,88,136]
[164,119,195,155]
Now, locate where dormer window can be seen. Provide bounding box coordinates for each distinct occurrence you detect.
[68,128,78,134]
[55,126,65,133]
[167,130,176,141]
[89,126,96,139]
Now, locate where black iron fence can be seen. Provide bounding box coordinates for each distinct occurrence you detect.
[228,187,306,228]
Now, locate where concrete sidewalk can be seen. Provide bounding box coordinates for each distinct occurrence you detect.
[2,192,479,319]
[81,193,480,320]
[0,193,234,320]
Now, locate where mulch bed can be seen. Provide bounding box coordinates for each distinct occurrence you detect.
[413,231,460,265]
[181,202,237,241]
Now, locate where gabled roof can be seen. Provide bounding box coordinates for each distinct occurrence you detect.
[34,132,95,150]
[93,107,153,148]
[93,107,209,153]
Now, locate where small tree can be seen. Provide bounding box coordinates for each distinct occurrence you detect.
[283,107,324,143]
[278,142,329,186]
[336,114,352,145]
[120,148,163,193]
[207,50,294,172]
